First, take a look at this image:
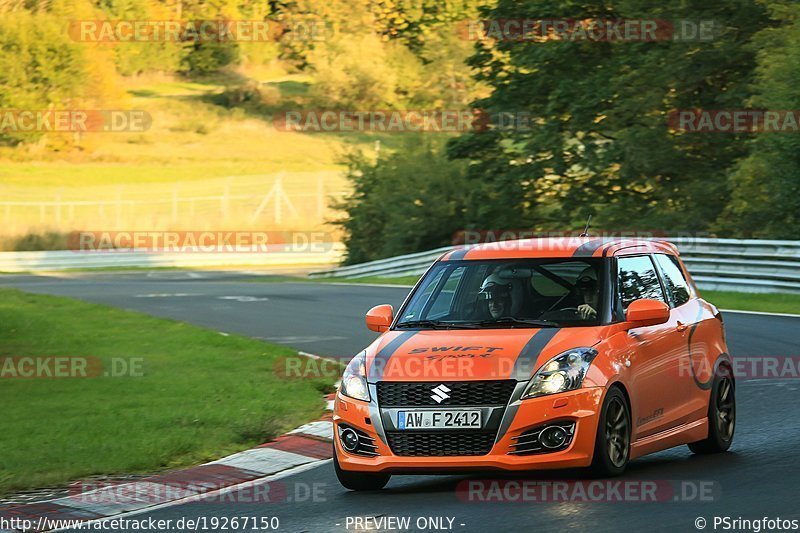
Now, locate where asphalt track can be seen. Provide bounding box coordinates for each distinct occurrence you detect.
[2,271,799,533]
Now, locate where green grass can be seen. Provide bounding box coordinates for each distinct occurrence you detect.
[243,274,420,286]
[0,288,335,494]
[320,275,419,286]
[702,290,800,315]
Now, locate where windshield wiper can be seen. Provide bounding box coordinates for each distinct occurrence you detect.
[394,320,479,330]
[466,317,560,328]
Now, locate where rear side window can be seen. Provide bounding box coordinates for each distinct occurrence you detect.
[654,254,691,307]
[617,255,666,310]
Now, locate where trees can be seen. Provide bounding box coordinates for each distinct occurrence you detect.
[335,137,470,264]
[448,0,770,234]
[716,1,800,238]
[0,7,119,146]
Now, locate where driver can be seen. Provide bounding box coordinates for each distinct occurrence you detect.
[576,267,600,320]
[479,273,513,319]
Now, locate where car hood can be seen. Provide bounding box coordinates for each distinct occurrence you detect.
[365,327,605,383]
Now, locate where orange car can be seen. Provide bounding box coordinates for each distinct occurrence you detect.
[333,237,735,490]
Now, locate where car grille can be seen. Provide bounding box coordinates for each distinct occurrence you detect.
[386,431,496,456]
[377,380,517,407]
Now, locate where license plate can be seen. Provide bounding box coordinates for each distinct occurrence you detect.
[397,410,481,430]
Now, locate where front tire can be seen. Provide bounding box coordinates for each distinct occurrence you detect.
[590,387,631,477]
[334,450,390,491]
[689,372,735,454]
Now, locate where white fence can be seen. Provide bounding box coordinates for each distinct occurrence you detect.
[309,238,800,294]
[0,172,347,236]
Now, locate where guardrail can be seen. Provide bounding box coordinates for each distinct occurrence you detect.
[310,238,800,294]
[0,244,345,272]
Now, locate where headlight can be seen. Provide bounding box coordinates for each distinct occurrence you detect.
[341,351,370,402]
[521,347,598,399]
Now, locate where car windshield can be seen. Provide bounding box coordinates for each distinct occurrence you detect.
[396,258,607,329]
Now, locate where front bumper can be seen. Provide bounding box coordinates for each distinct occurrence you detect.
[333,385,604,473]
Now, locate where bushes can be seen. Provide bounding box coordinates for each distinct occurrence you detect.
[0,12,113,146]
[1,232,69,252]
[335,137,472,264]
[182,41,241,75]
[306,34,413,109]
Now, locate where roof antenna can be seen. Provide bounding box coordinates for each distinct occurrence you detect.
[579,214,592,237]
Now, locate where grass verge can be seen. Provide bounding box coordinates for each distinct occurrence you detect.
[243,274,420,286]
[317,275,419,286]
[0,288,335,495]
[702,290,800,315]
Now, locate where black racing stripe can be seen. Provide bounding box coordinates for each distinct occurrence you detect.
[511,328,562,380]
[687,301,714,391]
[494,382,527,442]
[573,237,615,257]
[367,331,417,382]
[446,247,470,261]
[602,242,618,257]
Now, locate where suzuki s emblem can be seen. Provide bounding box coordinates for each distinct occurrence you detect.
[431,384,451,403]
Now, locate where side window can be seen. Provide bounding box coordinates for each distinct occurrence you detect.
[402,267,445,320]
[427,267,465,318]
[617,256,666,310]
[654,254,691,307]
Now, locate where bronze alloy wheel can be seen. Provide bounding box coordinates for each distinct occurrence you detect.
[689,371,736,454]
[605,396,630,468]
[715,376,735,442]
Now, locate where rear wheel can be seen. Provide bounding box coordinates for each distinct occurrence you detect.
[334,449,390,491]
[689,372,735,454]
[589,387,631,477]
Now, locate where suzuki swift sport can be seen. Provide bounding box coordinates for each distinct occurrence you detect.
[333,237,735,490]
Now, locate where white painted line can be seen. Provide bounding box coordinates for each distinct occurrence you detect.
[298,351,345,367]
[721,308,800,318]
[289,421,334,441]
[261,335,345,344]
[210,448,317,475]
[134,293,193,298]
[217,296,269,302]
[49,460,332,533]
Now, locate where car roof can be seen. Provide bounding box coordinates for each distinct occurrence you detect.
[439,237,679,262]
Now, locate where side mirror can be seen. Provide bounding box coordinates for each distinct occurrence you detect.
[366,304,393,332]
[625,299,670,328]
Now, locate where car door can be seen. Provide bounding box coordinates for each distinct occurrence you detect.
[653,253,709,423]
[617,254,688,439]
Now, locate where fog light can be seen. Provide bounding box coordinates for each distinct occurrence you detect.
[341,428,360,452]
[540,426,568,449]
